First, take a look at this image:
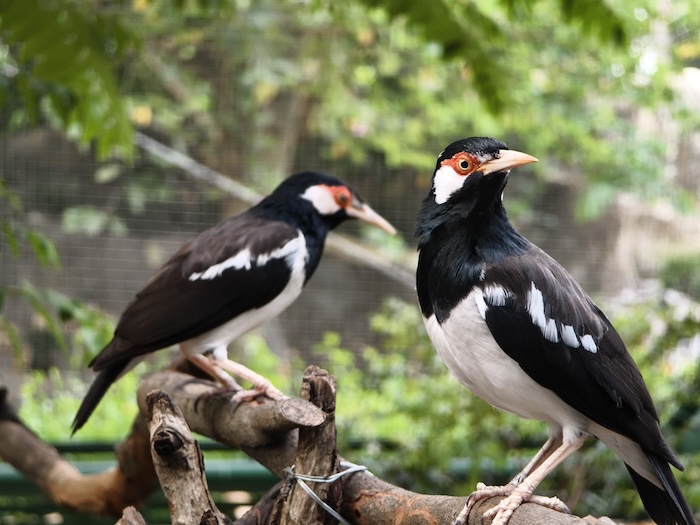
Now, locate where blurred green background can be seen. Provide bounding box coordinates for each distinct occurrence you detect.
[1,0,699,523]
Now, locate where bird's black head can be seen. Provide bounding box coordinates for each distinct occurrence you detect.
[416,137,537,242]
[263,171,396,234]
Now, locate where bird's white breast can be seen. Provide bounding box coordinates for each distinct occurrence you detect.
[181,232,308,359]
[423,289,585,432]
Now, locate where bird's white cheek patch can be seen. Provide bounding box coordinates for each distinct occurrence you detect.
[433,165,466,205]
[302,185,341,215]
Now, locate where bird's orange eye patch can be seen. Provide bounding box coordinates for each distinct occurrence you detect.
[330,186,352,208]
[443,153,479,176]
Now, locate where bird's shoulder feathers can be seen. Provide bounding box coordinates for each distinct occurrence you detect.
[92,215,305,368]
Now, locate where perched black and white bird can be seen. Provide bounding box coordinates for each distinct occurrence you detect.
[416,137,694,525]
[72,171,395,433]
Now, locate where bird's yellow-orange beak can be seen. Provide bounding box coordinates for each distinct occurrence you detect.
[347,201,397,234]
[480,149,538,175]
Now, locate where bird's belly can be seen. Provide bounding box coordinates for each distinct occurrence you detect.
[423,291,583,428]
[182,250,307,360]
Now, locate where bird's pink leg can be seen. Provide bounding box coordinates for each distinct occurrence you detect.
[482,440,581,525]
[212,358,286,401]
[186,353,239,389]
[451,436,574,525]
[510,434,562,485]
[182,345,285,401]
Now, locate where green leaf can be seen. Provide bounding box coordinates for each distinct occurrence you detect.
[0,315,24,362]
[26,228,61,269]
[1,222,20,258]
[17,281,69,353]
[61,206,109,236]
[0,0,137,158]
[0,179,22,211]
[94,163,123,184]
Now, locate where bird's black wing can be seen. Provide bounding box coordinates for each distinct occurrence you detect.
[480,244,672,458]
[91,215,301,369]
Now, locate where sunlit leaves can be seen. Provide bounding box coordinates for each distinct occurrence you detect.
[61,206,128,236]
[0,0,136,158]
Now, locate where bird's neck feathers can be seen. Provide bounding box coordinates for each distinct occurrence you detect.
[253,194,335,283]
[415,176,528,321]
[416,172,526,258]
[256,193,334,235]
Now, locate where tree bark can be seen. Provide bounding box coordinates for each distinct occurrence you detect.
[145,390,230,525]
[277,365,342,525]
[0,369,625,525]
[116,506,149,525]
[136,367,621,525]
[0,386,157,515]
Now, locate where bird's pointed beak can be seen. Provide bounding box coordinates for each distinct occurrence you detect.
[480,149,538,175]
[347,201,397,234]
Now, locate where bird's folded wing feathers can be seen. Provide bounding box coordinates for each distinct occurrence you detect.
[92,216,301,367]
[480,248,663,449]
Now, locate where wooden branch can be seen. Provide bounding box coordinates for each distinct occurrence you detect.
[0,367,621,525]
[145,390,229,525]
[116,506,148,525]
[137,370,325,478]
[0,386,157,515]
[278,366,341,525]
[136,369,619,525]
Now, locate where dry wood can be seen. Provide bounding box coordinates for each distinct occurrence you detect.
[0,386,157,515]
[137,370,325,477]
[277,365,342,525]
[0,367,625,525]
[137,367,621,525]
[116,506,148,525]
[145,390,229,525]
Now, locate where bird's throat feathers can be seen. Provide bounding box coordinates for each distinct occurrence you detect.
[416,170,509,243]
[416,205,528,322]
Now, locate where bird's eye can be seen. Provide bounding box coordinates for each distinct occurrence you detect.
[333,187,351,207]
[458,159,470,172]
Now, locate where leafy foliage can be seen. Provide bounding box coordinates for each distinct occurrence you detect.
[0,0,135,158]
[19,366,140,441]
[1,0,686,208]
[660,253,700,300]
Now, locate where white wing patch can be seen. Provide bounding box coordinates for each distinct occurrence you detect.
[483,284,511,306]
[526,282,599,351]
[560,323,580,348]
[544,318,559,343]
[189,232,305,281]
[526,282,548,335]
[189,249,253,280]
[433,165,466,205]
[581,334,598,353]
[474,284,511,319]
[182,232,308,357]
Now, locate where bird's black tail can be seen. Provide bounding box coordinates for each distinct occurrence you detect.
[626,451,695,525]
[71,361,129,435]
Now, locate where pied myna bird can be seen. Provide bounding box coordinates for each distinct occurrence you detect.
[72,171,396,433]
[415,137,694,525]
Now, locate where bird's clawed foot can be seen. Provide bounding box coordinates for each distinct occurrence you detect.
[451,483,515,525]
[452,482,569,525]
[231,378,286,404]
